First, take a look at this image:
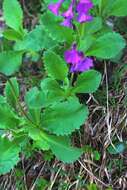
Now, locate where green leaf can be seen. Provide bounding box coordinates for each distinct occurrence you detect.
[25,87,45,109]
[28,128,50,151]
[72,70,101,94]
[42,132,82,163]
[3,0,23,32]
[93,150,101,161]
[41,78,65,105]
[107,142,126,155]
[83,17,102,35]
[0,104,20,129]
[0,137,20,174]
[108,0,127,17]
[0,51,23,75]
[4,77,19,108]
[91,0,100,5]
[42,97,89,135]
[86,183,99,190]
[28,128,82,163]
[78,35,95,52]
[0,95,6,104]
[86,32,126,59]
[40,12,74,43]
[14,25,57,51]
[3,29,23,41]
[44,51,68,81]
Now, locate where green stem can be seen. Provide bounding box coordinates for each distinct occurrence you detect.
[99,0,103,16]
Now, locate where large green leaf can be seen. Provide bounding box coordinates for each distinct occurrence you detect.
[47,135,82,163]
[28,127,82,163]
[72,70,101,94]
[42,97,89,135]
[15,25,57,51]
[0,51,22,75]
[44,51,68,81]
[0,137,20,174]
[3,0,23,32]
[4,77,19,108]
[86,32,126,59]
[0,104,20,129]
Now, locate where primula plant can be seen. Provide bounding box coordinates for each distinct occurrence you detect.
[0,0,126,175]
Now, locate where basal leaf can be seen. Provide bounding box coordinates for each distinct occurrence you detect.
[41,132,82,163]
[28,128,82,162]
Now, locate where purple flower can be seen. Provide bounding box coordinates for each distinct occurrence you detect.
[76,0,93,23]
[48,0,93,28]
[48,0,64,15]
[76,0,93,14]
[61,17,73,28]
[62,2,74,19]
[64,44,93,72]
[77,14,93,23]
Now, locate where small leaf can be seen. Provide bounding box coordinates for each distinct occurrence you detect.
[86,32,126,59]
[4,77,19,108]
[72,70,101,93]
[93,150,101,161]
[44,51,68,81]
[42,97,89,135]
[86,183,99,190]
[0,51,22,75]
[0,137,20,174]
[3,0,23,32]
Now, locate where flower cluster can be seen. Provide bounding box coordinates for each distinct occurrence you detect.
[48,0,94,73]
[64,44,93,72]
[48,0,93,28]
